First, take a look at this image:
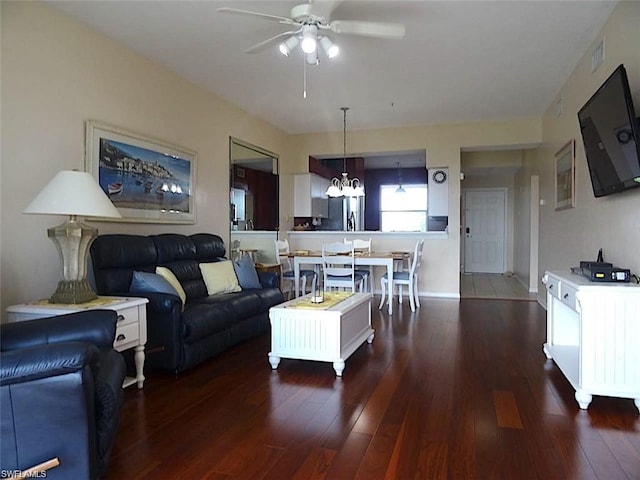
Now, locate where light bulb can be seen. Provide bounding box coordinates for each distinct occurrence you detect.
[301,25,317,54]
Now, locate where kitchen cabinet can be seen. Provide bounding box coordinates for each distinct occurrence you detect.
[294,173,329,217]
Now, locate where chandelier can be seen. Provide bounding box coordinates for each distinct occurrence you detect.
[326,107,365,198]
[396,162,406,193]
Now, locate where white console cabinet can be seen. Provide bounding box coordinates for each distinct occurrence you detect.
[542,271,640,411]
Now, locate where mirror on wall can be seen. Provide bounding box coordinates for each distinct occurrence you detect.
[229,137,279,232]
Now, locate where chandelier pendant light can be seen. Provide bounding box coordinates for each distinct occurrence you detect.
[326,107,365,198]
[396,161,406,193]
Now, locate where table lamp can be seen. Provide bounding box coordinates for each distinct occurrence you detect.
[24,170,122,304]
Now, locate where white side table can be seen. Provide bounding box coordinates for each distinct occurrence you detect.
[6,296,148,389]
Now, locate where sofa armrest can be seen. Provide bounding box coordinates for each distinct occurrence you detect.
[143,291,182,312]
[1,310,117,351]
[94,349,126,464]
[258,270,280,289]
[127,292,183,372]
[0,342,99,386]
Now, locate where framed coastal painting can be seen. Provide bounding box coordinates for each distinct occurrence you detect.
[85,121,196,223]
[554,139,575,211]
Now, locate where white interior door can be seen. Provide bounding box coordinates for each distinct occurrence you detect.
[463,189,506,273]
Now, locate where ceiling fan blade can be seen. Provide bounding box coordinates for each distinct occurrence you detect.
[308,0,342,21]
[216,7,296,26]
[328,20,406,39]
[244,30,301,54]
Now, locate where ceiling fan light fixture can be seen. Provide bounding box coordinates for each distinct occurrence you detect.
[279,36,299,57]
[305,50,318,65]
[320,36,339,59]
[301,25,318,53]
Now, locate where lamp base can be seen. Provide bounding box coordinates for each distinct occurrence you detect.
[49,279,97,304]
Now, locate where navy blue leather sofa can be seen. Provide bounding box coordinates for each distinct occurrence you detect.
[90,233,284,373]
[1,310,126,480]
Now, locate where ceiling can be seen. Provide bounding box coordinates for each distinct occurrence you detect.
[48,1,616,135]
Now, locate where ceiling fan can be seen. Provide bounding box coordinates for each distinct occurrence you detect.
[217,2,406,64]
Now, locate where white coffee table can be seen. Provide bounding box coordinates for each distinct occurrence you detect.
[268,292,374,376]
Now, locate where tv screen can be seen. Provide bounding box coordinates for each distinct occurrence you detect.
[577,64,640,197]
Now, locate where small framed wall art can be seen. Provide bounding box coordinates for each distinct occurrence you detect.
[554,139,575,210]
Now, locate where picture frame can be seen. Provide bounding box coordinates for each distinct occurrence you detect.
[554,139,575,210]
[85,120,196,223]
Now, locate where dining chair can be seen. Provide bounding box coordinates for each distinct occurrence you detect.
[345,237,372,291]
[230,240,241,261]
[322,241,365,293]
[379,239,425,312]
[274,239,316,298]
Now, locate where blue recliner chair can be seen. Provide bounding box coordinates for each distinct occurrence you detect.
[1,310,126,479]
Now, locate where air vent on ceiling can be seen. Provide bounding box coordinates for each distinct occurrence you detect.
[591,38,605,73]
[555,96,564,117]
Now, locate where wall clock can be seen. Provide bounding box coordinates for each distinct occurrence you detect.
[432,170,447,184]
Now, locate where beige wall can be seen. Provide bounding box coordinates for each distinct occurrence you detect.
[532,1,640,303]
[0,2,287,312]
[514,148,541,292]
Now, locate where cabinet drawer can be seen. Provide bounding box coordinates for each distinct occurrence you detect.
[114,322,140,350]
[115,306,140,326]
[560,284,577,310]
[545,276,560,300]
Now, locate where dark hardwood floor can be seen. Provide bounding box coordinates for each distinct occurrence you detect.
[104,298,640,479]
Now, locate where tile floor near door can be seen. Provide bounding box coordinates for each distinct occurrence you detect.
[461,273,537,300]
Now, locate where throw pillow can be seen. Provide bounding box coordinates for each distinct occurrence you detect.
[130,271,178,296]
[233,254,262,290]
[155,266,187,306]
[199,261,242,295]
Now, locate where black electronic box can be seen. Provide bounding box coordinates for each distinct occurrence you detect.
[578,261,631,283]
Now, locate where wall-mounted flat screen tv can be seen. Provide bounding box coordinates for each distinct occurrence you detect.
[577,64,640,197]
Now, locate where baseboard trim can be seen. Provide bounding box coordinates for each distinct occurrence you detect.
[371,289,460,299]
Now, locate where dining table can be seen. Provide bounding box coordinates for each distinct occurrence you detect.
[288,250,411,315]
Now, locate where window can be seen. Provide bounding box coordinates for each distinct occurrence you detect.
[380,184,428,232]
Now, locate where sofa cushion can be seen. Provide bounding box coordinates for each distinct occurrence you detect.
[156,267,187,306]
[190,233,226,262]
[199,261,242,295]
[152,234,197,263]
[181,303,233,342]
[130,271,178,297]
[189,291,264,322]
[251,287,286,310]
[233,254,262,290]
[91,235,158,294]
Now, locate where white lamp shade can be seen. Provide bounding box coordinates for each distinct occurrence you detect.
[352,186,365,197]
[24,170,122,218]
[326,184,342,198]
[320,36,339,59]
[279,36,299,57]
